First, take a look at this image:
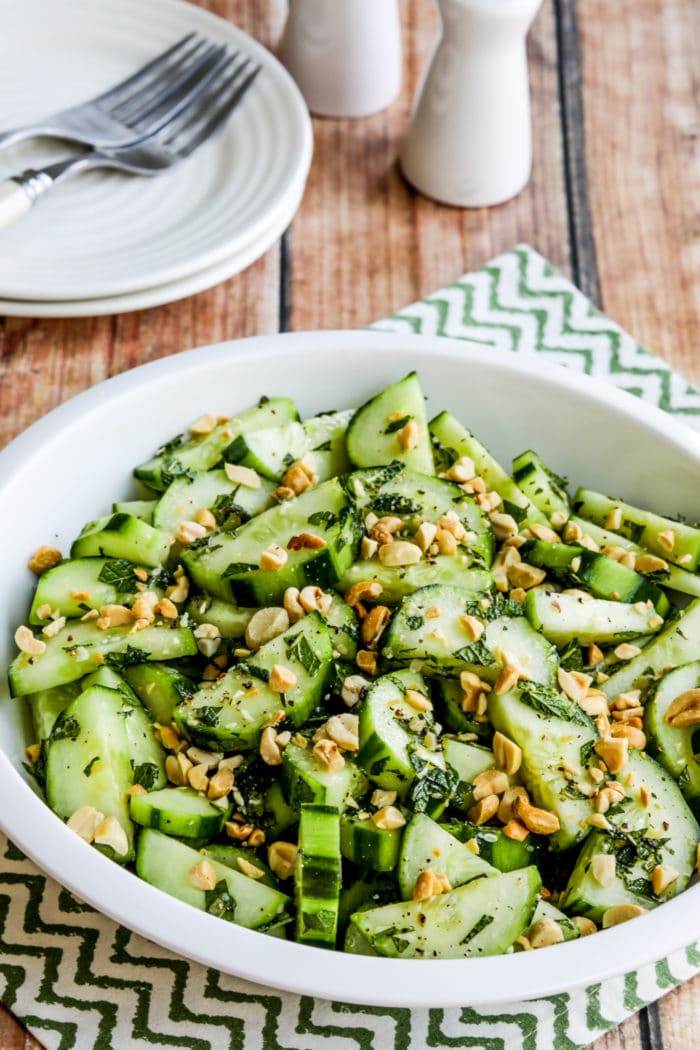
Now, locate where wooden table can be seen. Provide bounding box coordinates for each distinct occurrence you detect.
[1,1,698,1046]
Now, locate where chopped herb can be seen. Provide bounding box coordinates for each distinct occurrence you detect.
[370,494,421,516]
[308,510,338,531]
[133,762,161,790]
[83,756,100,777]
[194,706,221,728]
[408,755,459,813]
[313,439,332,452]
[161,461,195,488]
[282,452,296,469]
[104,646,150,672]
[518,681,594,728]
[211,494,251,530]
[502,500,528,525]
[405,614,424,631]
[286,634,322,677]
[301,909,336,934]
[223,562,259,577]
[453,640,494,666]
[236,661,271,683]
[154,434,185,458]
[560,639,585,671]
[51,715,81,742]
[205,880,237,921]
[460,914,494,945]
[463,593,521,622]
[384,414,412,435]
[97,559,139,593]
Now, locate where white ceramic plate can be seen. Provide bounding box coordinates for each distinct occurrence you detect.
[1,330,699,1008]
[0,0,312,302]
[0,177,305,318]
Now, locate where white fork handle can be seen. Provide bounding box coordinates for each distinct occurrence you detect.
[0,180,33,228]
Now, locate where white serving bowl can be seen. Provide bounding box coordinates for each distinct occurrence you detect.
[1,330,699,1007]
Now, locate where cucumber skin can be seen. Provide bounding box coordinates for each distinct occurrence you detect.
[295,804,342,948]
[340,815,403,872]
[346,373,434,474]
[643,661,700,817]
[129,787,228,839]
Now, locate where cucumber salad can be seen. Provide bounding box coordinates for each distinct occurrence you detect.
[9,372,700,959]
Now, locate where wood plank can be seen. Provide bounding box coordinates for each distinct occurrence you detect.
[578,0,700,384]
[0,1004,42,1049]
[0,0,285,452]
[288,0,571,331]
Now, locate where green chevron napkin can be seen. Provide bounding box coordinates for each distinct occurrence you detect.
[2,244,700,1050]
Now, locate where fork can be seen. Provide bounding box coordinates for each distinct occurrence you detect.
[0,55,261,228]
[0,34,232,152]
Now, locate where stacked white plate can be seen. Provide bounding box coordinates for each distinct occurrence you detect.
[0,0,312,316]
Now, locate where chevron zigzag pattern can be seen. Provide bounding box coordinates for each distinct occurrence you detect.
[3,245,700,1049]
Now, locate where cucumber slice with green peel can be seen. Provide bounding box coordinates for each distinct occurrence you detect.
[130,786,228,838]
[259,780,299,839]
[122,662,195,724]
[526,898,580,943]
[397,813,494,899]
[347,463,494,567]
[224,420,308,480]
[487,682,599,851]
[134,397,299,491]
[136,828,292,928]
[186,597,254,639]
[572,488,700,571]
[29,557,146,624]
[153,469,276,533]
[511,450,570,523]
[643,661,700,816]
[295,804,342,948]
[200,844,279,887]
[524,589,665,647]
[283,742,369,811]
[567,515,700,600]
[356,669,445,795]
[174,612,332,750]
[442,738,499,811]
[601,599,700,700]
[182,479,360,605]
[81,665,138,702]
[45,685,137,862]
[519,540,670,615]
[429,410,547,527]
[439,821,540,873]
[112,499,157,523]
[323,594,359,661]
[383,584,558,683]
[337,559,492,604]
[561,750,699,921]
[432,677,492,740]
[351,866,541,959]
[340,813,404,872]
[343,921,379,955]
[27,681,82,742]
[346,373,434,474]
[9,621,197,697]
[302,409,353,480]
[71,513,172,567]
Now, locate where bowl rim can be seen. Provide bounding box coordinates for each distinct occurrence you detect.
[1,327,699,1008]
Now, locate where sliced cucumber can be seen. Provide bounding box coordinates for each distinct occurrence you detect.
[561,750,699,920]
[200,844,279,888]
[383,584,558,683]
[174,612,332,750]
[134,397,299,491]
[27,681,82,742]
[356,669,445,795]
[432,677,492,741]
[572,488,700,571]
[45,685,136,861]
[644,661,700,816]
[439,821,540,873]
[346,373,434,474]
[259,780,299,839]
[295,804,342,948]
[526,898,580,943]
[601,599,700,699]
[122,662,195,724]
[71,513,172,567]
[130,786,228,838]
[29,557,146,623]
[112,499,157,523]
[185,597,254,640]
[182,479,360,605]
[397,813,494,899]
[224,420,308,480]
[519,539,670,615]
[340,813,404,872]
[351,866,541,959]
[524,589,664,647]
[302,409,353,480]
[442,737,499,811]
[136,828,291,928]
[511,450,570,523]
[9,621,197,697]
[283,742,368,811]
[322,594,359,662]
[487,682,598,850]
[336,559,492,604]
[153,469,275,533]
[429,410,546,526]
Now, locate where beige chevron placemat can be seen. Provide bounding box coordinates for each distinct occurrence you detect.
[2,244,700,1049]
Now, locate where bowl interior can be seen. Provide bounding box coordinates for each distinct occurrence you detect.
[1,329,699,1007]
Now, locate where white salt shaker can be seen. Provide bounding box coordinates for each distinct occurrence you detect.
[400,0,544,207]
[278,0,402,119]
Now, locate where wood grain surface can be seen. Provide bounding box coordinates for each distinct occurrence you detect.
[0,1,698,1047]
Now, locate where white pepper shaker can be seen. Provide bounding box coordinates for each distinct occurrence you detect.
[400,0,544,207]
[278,0,402,119]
